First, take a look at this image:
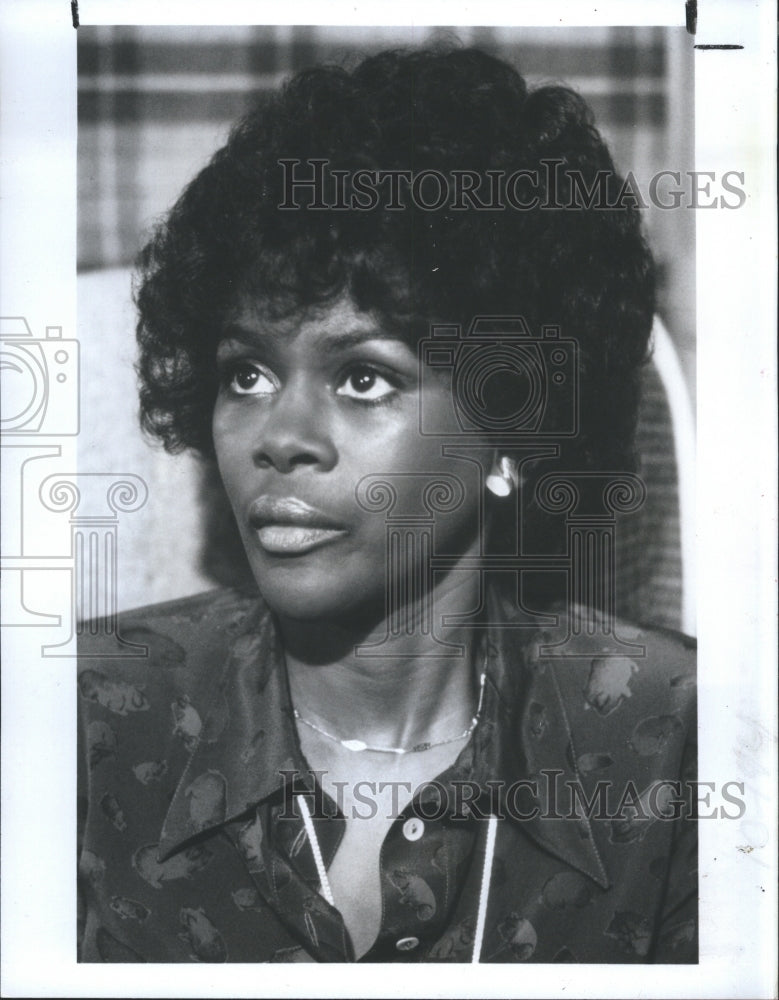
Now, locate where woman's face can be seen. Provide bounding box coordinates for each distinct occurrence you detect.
[212,295,490,625]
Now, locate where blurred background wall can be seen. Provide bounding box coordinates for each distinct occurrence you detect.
[76,25,695,615]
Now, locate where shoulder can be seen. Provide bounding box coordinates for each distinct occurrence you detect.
[77,586,266,692]
[77,587,271,782]
[78,586,263,655]
[532,606,697,747]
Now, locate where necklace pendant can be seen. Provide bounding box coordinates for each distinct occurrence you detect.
[294,668,487,755]
[340,738,368,752]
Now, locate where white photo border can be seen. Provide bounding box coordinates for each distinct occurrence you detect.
[1,1,776,997]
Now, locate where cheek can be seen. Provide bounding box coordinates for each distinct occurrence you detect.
[367,449,486,546]
[212,411,247,489]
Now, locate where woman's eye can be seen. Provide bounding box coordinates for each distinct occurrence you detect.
[335,367,397,402]
[223,362,278,396]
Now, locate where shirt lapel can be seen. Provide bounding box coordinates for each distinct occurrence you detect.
[477,595,611,890]
[158,599,303,861]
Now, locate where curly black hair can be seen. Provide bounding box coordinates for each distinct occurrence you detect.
[136,45,654,475]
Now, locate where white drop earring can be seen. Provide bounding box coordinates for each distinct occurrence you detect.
[485,456,518,497]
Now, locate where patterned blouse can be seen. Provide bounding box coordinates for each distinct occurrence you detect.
[78,587,697,963]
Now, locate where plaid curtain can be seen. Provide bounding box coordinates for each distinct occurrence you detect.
[78,24,677,270]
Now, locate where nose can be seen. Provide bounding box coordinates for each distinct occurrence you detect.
[253,381,337,474]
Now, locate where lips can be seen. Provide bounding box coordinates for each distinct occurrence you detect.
[247,496,348,555]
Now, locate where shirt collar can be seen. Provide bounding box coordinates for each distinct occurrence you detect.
[158,598,299,859]
[158,589,609,889]
[468,592,610,889]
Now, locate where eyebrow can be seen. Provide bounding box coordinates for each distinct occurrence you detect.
[318,329,412,355]
[218,323,413,356]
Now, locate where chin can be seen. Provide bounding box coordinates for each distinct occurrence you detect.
[250,563,386,628]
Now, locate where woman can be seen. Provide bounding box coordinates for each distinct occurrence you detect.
[78,46,697,963]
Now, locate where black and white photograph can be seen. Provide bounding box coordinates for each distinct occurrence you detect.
[1,1,776,996]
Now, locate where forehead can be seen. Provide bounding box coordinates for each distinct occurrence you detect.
[222,295,405,351]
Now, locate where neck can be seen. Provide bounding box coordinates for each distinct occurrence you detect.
[279,561,483,750]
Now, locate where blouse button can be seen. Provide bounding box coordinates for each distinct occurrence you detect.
[402,817,425,842]
[395,936,420,952]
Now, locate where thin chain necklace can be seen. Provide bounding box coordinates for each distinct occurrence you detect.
[293,668,487,755]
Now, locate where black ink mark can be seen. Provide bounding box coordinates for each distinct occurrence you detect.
[685,0,697,35]
[694,45,744,50]
[71,1,79,29]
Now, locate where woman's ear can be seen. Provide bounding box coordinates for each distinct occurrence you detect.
[485,454,519,497]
